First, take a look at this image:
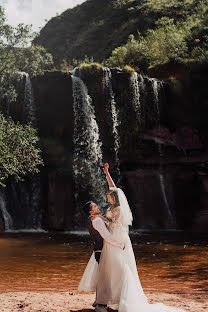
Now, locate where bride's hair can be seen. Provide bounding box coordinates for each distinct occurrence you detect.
[108,190,120,208]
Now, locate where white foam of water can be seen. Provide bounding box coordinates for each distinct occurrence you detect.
[150,78,175,228]
[71,70,106,205]
[6,229,48,233]
[22,73,42,229]
[64,230,89,236]
[24,73,37,126]
[103,68,121,179]
[131,72,144,122]
[0,190,13,231]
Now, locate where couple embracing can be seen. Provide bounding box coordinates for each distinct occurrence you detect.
[79,164,186,312]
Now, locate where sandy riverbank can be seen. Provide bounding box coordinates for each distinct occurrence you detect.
[0,233,207,312]
[0,291,207,312]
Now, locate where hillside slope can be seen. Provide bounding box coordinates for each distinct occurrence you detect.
[35,0,208,67]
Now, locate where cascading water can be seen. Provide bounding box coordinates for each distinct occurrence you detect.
[24,73,37,127]
[4,73,42,231]
[131,72,145,124]
[0,189,13,231]
[71,69,106,218]
[151,78,175,228]
[23,73,42,229]
[102,68,121,181]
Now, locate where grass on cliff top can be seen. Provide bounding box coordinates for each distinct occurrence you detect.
[79,62,103,71]
[79,62,104,81]
[122,65,135,78]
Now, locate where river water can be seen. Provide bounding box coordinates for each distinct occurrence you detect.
[0,232,207,294]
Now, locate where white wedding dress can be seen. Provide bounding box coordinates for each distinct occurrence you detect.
[79,187,186,312]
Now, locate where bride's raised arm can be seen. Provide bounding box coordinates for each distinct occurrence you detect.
[103,163,133,228]
[103,163,116,188]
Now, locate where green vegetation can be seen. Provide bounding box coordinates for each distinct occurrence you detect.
[59,56,95,72]
[122,65,135,78]
[35,0,208,71]
[105,34,148,71]
[79,62,104,82]
[0,6,53,102]
[0,114,43,186]
[79,62,103,72]
[106,14,208,71]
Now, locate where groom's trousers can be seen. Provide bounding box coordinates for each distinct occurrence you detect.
[94,251,102,263]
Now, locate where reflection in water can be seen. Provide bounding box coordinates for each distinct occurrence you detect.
[0,233,207,293]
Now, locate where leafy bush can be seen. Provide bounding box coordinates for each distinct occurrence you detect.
[58,56,95,72]
[105,34,148,71]
[144,17,189,68]
[0,114,43,185]
[190,36,208,63]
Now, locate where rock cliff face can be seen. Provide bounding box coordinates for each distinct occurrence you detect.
[33,71,75,230]
[0,65,208,232]
[0,214,4,232]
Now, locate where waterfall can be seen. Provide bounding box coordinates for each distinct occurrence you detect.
[27,176,41,229]
[103,68,121,180]
[151,78,163,123]
[151,78,175,228]
[0,189,13,231]
[24,73,37,127]
[71,69,106,211]
[3,72,42,231]
[131,72,144,124]
[23,73,42,229]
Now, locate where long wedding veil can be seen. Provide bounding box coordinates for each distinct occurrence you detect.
[110,187,133,230]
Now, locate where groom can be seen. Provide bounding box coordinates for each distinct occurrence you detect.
[84,201,103,264]
[84,200,124,312]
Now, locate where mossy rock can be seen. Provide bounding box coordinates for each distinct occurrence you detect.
[122,65,135,79]
[79,62,104,81]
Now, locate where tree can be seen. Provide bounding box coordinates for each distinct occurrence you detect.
[144,17,189,67]
[105,34,148,71]
[0,114,43,186]
[0,5,51,183]
[0,6,53,102]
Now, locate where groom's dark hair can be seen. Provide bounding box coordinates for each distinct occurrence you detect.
[83,201,93,215]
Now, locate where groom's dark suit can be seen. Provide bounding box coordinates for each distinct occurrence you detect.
[88,217,103,263]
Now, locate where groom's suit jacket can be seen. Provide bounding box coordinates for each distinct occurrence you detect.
[88,216,124,251]
[88,217,103,252]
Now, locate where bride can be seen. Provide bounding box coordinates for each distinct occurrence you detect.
[79,163,186,312]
